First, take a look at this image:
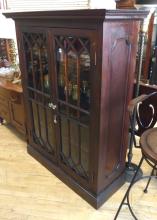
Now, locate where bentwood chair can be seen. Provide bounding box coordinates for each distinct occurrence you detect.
[114,92,157,219]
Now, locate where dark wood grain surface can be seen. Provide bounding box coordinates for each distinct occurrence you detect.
[4,9,148,209]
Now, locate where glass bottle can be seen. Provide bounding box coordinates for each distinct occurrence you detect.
[72,84,78,101]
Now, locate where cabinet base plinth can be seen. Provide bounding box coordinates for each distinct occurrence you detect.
[27,144,125,209]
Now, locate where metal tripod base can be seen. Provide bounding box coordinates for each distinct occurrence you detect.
[125,162,143,182]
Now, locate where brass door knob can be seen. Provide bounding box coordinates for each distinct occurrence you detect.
[48,102,57,110]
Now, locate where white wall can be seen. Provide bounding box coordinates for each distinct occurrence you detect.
[0,0,116,40]
[89,0,116,9]
[5,0,116,11]
[0,0,7,9]
[0,12,16,39]
[6,0,89,11]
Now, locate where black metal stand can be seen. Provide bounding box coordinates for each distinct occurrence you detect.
[114,156,157,220]
[125,162,143,182]
[125,112,143,182]
[125,29,146,182]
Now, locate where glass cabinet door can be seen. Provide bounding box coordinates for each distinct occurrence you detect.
[22,30,57,159]
[53,30,94,181]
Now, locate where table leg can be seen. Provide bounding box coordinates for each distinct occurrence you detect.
[0,117,4,125]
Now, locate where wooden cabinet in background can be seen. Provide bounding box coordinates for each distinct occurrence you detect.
[4,9,148,208]
[0,86,11,122]
[0,78,26,135]
[9,91,26,135]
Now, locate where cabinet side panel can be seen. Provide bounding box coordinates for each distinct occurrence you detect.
[97,21,139,192]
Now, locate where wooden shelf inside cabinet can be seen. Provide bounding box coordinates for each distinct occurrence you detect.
[3,9,149,209]
[0,77,26,135]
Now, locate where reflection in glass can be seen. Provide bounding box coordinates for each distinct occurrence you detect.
[60,116,90,177]
[46,109,56,152]
[39,105,47,145]
[61,117,69,158]
[55,35,91,179]
[32,101,56,153]
[23,33,50,94]
[44,96,51,106]
[59,102,67,115]
[80,112,90,126]
[36,93,43,103]
[80,51,90,110]
[55,36,91,111]
[56,48,65,101]
[80,126,89,173]
[23,32,57,157]
[70,122,79,164]
[29,90,35,99]
[69,108,78,119]
[71,84,78,102]
[67,51,77,105]
[32,102,40,139]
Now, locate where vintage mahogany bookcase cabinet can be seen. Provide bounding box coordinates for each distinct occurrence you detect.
[4,9,148,208]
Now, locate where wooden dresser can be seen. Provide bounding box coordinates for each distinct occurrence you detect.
[0,78,26,135]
